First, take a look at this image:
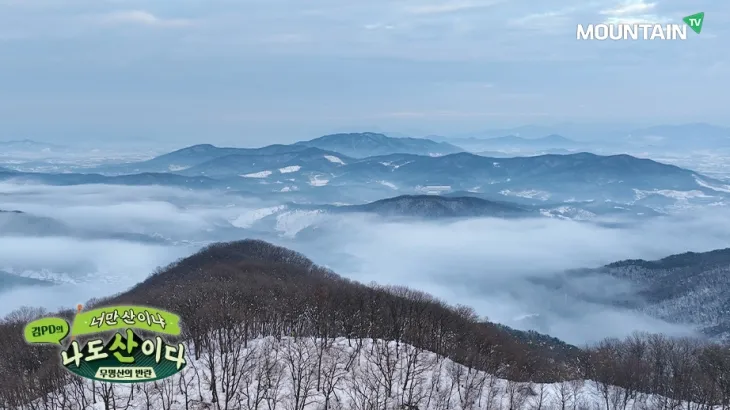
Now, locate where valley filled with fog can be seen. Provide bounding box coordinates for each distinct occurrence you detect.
[3,132,730,346]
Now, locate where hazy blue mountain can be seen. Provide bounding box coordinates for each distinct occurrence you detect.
[178,147,353,178]
[449,123,631,141]
[87,143,313,175]
[3,148,728,208]
[295,132,463,158]
[626,123,730,149]
[0,169,225,189]
[0,139,67,152]
[0,209,172,243]
[346,152,725,202]
[468,134,579,150]
[0,271,55,292]
[0,209,71,236]
[339,194,531,218]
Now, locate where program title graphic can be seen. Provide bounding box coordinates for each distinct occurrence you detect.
[24,305,187,383]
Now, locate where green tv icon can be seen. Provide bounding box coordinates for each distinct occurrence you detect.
[682,12,704,34]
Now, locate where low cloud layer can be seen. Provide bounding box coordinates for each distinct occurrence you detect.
[2,181,729,346]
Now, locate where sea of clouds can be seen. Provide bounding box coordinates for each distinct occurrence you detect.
[2,181,730,346]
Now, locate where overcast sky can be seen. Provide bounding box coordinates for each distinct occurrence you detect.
[0,0,726,146]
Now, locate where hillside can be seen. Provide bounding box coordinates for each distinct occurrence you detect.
[601,249,730,341]
[541,248,730,342]
[0,209,71,236]
[342,194,530,218]
[295,132,463,158]
[86,143,312,175]
[181,147,354,178]
[1,240,729,409]
[0,271,54,292]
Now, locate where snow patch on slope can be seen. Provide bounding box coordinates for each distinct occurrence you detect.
[540,206,596,220]
[324,155,345,165]
[633,188,711,201]
[275,210,324,237]
[168,165,189,172]
[380,160,413,169]
[230,205,286,228]
[500,189,550,201]
[694,175,730,193]
[308,175,329,186]
[378,181,397,190]
[241,170,272,178]
[279,165,301,174]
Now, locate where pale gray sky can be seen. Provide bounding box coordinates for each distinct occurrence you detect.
[0,0,726,146]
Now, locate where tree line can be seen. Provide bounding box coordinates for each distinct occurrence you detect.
[0,240,728,409]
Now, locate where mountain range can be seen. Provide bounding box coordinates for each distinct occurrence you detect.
[0,139,67,152]
[446,123,730,150]
[435,134,581,152]
[3,132,729,209]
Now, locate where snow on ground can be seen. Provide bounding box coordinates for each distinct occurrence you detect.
[167,165,190,172]
[308,175,329,186]
[500,189,551,201]
[378,180,398,190]
[380,160,414,169]
[230,205,286,228]
[241,170,273,178]
[633,188,712,201]
[279,165,301,174]
[324,155,345,165]
[31,336,723,410]
[540,206,596,220]
[275,210,324,237]
[694,175,730,193]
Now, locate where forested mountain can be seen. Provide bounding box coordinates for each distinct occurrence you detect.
[339,195,530,218]
[601,249,730,341]
[540,248,730,342]
[1,240,729,409]
[294,132,463,158]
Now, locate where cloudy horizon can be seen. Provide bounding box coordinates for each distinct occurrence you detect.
[0,0,727,146]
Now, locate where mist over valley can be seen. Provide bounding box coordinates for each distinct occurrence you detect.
[2,132,730,347]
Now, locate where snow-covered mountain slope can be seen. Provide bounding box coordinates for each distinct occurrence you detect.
[25,336,725,410]
[6,240,730,410]
[544,248,730,342]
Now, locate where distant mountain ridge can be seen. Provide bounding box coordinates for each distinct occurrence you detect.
[86,133,462,174]
[479,134,577,147]
[295,132,464,158]
[0,139,67,151]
